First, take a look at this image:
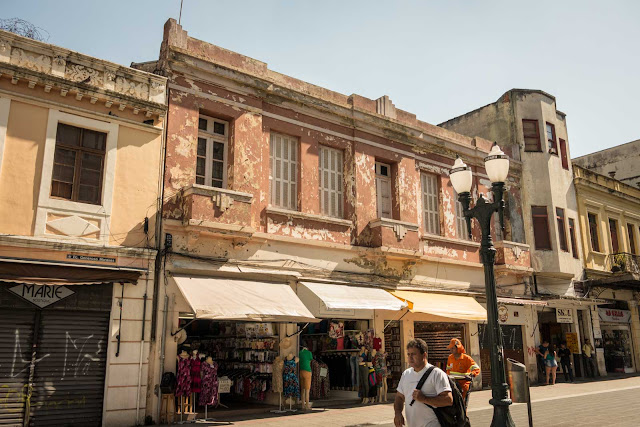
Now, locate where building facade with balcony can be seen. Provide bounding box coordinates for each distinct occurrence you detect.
[573,164,640,375]
[0,30,167,426]
[440,89,597,380]
[139,18,533,418]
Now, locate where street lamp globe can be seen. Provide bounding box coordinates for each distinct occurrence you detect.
[485,142,509,184]
[449,156,473,194]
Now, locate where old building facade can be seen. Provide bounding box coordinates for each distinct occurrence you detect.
[573,164,640,375]
[0,30,167,426]
[573,139,640,189]
[440,89,597,380]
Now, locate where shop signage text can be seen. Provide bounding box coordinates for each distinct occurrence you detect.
[66,254,116,263]
[598,308,631,323]
[8,284,74,308]
[565,332,579,354]
[556,308,573,323]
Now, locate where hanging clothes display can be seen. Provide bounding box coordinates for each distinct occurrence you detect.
[191,356,202,393]
[367,365,378,398]
[272,356,284,393]
[283,358,300,399]
[199,361,219,406]
[176,356,192,397]
[358,364,370,398]
[373,352,388,384]
[310,359,330,400]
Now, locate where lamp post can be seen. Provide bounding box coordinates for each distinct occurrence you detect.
[450,142,514,427]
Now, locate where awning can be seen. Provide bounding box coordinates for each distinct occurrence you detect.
[389,290,487,321]
[300,282,407,311]
[497,297,548,306]
[172,276,318,322]
[0,261,141,285]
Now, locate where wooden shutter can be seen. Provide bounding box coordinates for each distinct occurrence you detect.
[588,213,600,252]
[421,173,440,235]
[522,119,541,152]
[319,146,344,218]
[569,218,579,258]
[270,133,298,210]
[627,224,637,255]
[556,208,568,251]
[532,206,551,250]
[609,219,619,253]
[559,138,569,169]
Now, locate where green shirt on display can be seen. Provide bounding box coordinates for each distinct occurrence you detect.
[299,348,313,372]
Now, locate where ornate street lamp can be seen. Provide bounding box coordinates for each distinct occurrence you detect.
[450,142,514,427]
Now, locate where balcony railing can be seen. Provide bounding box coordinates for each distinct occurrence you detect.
[606,253,640,275]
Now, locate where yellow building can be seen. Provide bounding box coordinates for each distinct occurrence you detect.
[573,164,640,376]
[0,30,166,426]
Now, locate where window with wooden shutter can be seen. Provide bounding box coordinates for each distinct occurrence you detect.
[456,199,470,240]
[196,114,228,188]
[421,173,440,235]
[531,206,551,250]
[319,146,344,218]
[609,218,619,253]
[269,132,298,210]
[522,119,541,152]
[51,123,106,205]
[627,223,637,255]
[568,218,579,259]
[559,138,569,170]
[546,122,557,154]
[556,207,568,251]
[375,162,392,219]
[588,213,600,252]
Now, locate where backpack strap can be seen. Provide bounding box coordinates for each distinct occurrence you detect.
[409,365,435,406]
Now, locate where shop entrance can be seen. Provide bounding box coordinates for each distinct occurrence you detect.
[478,324,524,388]
[383,320,402,391]
[414,322,465,370]
[601,324,635,373]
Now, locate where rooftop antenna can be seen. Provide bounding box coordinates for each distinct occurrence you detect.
[179,0,184,25]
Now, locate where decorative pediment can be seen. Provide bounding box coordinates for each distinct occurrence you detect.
[47,215,100,238]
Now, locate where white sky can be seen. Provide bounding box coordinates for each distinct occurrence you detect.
[4,0,639,157]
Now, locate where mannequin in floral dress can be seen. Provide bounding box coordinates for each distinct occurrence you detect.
[191,350,202,395]
[176,350,192,397]
[282,353,300,405]
[199,356,219,407]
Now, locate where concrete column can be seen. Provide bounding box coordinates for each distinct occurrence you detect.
[589,306,607,376]
[628,301,640,372]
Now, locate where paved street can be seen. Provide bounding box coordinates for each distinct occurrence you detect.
[165,375,640,426]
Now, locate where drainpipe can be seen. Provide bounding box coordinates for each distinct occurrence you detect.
[136,276,149,425]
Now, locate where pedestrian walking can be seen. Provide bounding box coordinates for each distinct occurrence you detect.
[394,339,452,427]
[544,344,558,385]
[582,339,596,378]
[535,340,550,382]
[558,342,574,382]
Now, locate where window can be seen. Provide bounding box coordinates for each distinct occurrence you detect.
[531,206,552,250]
[421,173,440,235]
[546,122,557,154]
[568,218,579,259]
[196,115,228,188]
[556,208,568,252]
[375,162,392,219]
[319,146,343,218]
[269,132,298,210]
[559,138,569,170]
[456,199,470,240]
[51,123,106,205]
[522,119,541,152]
[588,213,600,252]
[627,224,637,255]
[609,219,619,253]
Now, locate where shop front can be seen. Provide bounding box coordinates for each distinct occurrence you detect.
[599,307,636,373]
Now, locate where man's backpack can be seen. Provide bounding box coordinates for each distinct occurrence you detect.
[413,365,471,427]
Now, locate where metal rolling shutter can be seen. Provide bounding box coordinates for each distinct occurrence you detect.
[0,309,36,426]
[414,323,464,370]
[29,310,110,427]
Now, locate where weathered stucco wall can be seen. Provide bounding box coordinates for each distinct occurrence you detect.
[573,139,640,189]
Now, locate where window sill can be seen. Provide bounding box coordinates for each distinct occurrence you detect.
[369,217,419,231]
[421,233,480,248]
[494,240,530,250]
[183,184,253,204]
[266,207,353,227]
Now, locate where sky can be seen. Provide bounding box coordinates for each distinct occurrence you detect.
[3,1,639,157]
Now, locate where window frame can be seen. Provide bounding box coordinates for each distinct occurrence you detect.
[375,161,393,219]
[588,212,601,253]
[456,197,471,240]
[546,122,557,154]
[556,207,568,252]
[559,138,569,170]
[196,114,229,189]
[269,132,299,211]
[627,223,637,255]
[318,145,344,218]
[609,218,620,253]
[568,217,579,259]
[522,119,542,152]
[421,172,441,235]
[531,205,552,250]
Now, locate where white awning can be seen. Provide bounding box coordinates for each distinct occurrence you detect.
[299,282,408,311]
[172,276,318,323]
[390,290,487,321]
[497,297,548,306]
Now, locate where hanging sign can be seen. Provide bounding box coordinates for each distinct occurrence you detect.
[498,304,509,323]
[9,284,74,308]
[598,308,631,323]
[556,308,573,323]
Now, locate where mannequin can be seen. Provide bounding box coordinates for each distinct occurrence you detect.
[271,355,286,413]
[299,346,313,410]
[366,360,377,402]
[358,350,370,404]
[176,350,192,418]
[283,353,300,411]
[373,350,389,402]
[190,350,202,412]
[199,355,219,418]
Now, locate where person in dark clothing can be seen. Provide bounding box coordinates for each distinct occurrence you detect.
[535,340,549,382]
[558,342,574,382]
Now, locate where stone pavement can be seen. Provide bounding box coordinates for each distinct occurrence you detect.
[159,375,640,426]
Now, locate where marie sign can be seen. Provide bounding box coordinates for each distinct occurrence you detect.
[598,308,631,323]
[9,284,74,308]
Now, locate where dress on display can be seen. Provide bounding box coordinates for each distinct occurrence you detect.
[176,357,192,397]
[272,356,284,393]
[198,361,219,406]
[283,358,300,399]
[367,365,378,398]
[373,352,388,384]
[191,356,202,393]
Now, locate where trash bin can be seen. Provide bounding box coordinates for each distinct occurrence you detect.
[507,358,529,403]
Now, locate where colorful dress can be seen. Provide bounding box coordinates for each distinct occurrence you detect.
[373,352,388,384]
[272,356,284,393]
[199,361,219,406]
[282,358,300,399]
[191,356,202,393]
[176,357,192,397]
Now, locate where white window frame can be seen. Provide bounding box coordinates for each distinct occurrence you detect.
[456,198,470,240]
[319,145,344,218]
[269,132,298,210]
[375,162,392,219]
[421,172,440,235]
[197,114,228,188]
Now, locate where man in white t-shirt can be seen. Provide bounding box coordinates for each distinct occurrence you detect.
[394,338,453,427]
